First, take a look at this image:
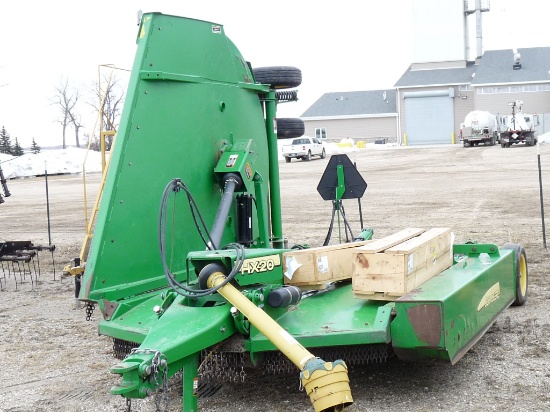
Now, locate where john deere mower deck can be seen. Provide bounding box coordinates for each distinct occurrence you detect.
[79,13,528,412]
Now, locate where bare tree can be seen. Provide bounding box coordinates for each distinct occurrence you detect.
[68,110,84,148]
[52,78,80,148]
[83,132,100,151]
[89,73,125,151]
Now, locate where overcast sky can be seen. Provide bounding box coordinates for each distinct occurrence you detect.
[1,0,549,148]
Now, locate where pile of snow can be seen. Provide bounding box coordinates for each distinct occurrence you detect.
[0,148,103,179]
[538,132,550,144]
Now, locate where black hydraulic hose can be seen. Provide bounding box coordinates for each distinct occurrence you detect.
[323,200,355,246]
[323,203,337,246]
[160,179,215,249]
[158,178,245,298]
[339,202,355,242]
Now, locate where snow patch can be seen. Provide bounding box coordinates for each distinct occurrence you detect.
[0,148,103,179]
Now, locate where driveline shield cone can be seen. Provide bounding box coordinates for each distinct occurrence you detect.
[300,359,353,412]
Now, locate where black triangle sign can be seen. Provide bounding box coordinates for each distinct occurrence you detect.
[317,154,367,201]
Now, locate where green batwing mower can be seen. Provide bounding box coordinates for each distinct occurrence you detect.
[79,12,529,412]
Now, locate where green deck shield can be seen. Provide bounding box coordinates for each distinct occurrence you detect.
[391,246,516,364]
[81,14,271,302]
[249,284,393,352]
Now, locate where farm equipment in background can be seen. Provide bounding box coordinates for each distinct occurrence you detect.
[459,110,499,147]
[498,100,539,147]
[0,163,10,204]
[0,241,56,289]
[78,13,529,412]
[1,162,57,289]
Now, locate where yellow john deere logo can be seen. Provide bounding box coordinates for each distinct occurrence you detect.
[241,255,281,274]
[477,282,500,311]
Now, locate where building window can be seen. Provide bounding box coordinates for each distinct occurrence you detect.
[315,127,327,139]
[458,85,472,91]
[477,84,550,94]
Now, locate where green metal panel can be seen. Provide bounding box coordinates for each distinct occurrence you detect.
[100,293,235,361]
[214,139,257,193]
[249,283,393,352]
[391,245,516,364]
[81,14,271,302]
[187,248,286,286]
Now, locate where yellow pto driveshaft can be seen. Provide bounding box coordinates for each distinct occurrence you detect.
[205,267,353,412]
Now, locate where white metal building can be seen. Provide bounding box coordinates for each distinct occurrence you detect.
[300,0,550,145]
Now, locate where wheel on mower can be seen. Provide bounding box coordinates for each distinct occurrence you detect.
[252,66,302,89]
[502,243,528,306]
[276,118,305,139]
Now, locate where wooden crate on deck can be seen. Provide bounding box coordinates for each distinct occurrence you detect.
[283,240,373,288]
[352,228,452,300]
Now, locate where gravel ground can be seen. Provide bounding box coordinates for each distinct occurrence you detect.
[1,143,549,411]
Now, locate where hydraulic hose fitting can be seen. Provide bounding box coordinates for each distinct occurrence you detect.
[223,172,243,192]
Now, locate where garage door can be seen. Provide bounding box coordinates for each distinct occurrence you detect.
[404,89,455,145]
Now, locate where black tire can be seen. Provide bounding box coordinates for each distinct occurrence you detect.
[502,243,528,306]
[320,148,326,159]
[303,150,311,161]
[252,66,302,89]
[276,118,305,139]
[463,140,470,148]
[285,157,291,163]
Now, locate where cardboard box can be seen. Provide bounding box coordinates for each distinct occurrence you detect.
[283,240,373,288]
[352,228,452,300]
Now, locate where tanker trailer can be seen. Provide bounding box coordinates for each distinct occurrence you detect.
[459,110,499,147]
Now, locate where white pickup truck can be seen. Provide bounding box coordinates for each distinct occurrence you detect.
[281,137,326,162]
